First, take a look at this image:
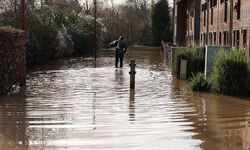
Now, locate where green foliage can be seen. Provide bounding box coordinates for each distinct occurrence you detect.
[1,6,95,66]
[68,27,93,55]
[25,8,94,65]
[65,12,94,56]
[172,45,205,78]
[27,17,59,65]
[151,0,172,46]
[188,73,210,91]
[211,49,249,95]
[67,11,78,25]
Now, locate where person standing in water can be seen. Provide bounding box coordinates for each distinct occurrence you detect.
[109,36,127,68]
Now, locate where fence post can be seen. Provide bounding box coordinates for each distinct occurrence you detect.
[129,59,136,89]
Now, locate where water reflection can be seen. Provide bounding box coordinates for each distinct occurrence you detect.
[129,89,135,122]
[171,78,250,150]
[0,92,28,150]
[92,92,96,130]
[115,69,124,85]
[0,48,250,149]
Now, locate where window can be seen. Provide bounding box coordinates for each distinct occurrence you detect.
[202,3,207,12]
[219,32,222,45]
[203,33,206,45]
[236,30,240,48]
[204,11,206,26]
[213,32,217,45]
[221,0,228,4]
[211,9,214,25]
[224,31,227,45]
[243,29,247,47]
[211,0,217,7]
[201,34,203,45]
[233,30,236,47]
[236,0,241,20]
[190,18,192,31]
[202,3,205,11]
[209,33,213,45]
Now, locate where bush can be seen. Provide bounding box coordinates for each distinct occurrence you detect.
[68,27,93,56]
[1,7,95,66]
[211,49,249,95]
[27,18,59,65]
[65,12,95,56]
[188,72,210,91]
[172,45,205,79]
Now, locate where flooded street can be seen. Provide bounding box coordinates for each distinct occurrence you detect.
[0,48,250,150]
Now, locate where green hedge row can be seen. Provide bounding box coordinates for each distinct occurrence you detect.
[187,49,250,96]
[211,49,249,95]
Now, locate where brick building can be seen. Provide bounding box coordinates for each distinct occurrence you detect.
[173,0,250,57]
[173,0,201,46]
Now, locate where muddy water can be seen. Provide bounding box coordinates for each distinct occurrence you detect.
[0,48,250,150]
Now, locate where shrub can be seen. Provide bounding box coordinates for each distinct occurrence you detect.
[65,12,95,56]
[211,49,249,95]
[68,27,93,56]
[172,45,205,79]
[188,72,210,91]
[187,45,205,77]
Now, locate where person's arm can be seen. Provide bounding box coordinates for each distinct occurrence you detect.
[109,40,118,47]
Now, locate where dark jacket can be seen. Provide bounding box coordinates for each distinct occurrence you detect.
[116,41,127,55]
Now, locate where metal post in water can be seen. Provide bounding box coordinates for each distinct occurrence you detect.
[129,59,136,89]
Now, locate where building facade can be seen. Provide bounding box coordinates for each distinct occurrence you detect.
[173,0,250,57]
[173,0,201,46]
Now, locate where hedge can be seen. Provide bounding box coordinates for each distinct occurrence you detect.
[0,27,26,96]
[211,49,249,95]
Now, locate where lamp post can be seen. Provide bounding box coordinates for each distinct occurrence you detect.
[94,0,97,61]
[116,12,119,38]
[20,0,26,30]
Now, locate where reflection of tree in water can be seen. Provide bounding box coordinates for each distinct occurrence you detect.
[129,89,135,122]
[0,92,28,149]
[92,92,96,130]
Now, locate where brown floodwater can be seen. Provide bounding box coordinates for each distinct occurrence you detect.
[0,47,250,150]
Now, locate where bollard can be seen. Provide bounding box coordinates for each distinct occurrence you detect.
[129,59,136,89]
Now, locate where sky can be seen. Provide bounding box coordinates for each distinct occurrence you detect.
[78,0,173,7]
[112,0,173,6]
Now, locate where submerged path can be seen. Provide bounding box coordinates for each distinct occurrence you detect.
[0,48,250,150]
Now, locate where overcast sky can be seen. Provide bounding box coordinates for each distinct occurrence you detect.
[112,0,173,6]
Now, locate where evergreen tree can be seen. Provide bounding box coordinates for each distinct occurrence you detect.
[151,0,172,46]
